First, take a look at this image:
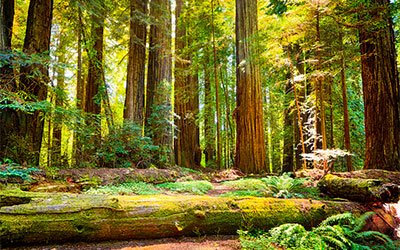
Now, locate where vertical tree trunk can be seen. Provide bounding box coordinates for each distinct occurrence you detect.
[145,0,173,163]
[18,0,53,165]
[51,36,66,167]
[235,0,267,174]
[204,56,216,168]
[359,0,400,171]
[340,31,352,171]
[0,0,15,161]
[174,0,201,169]
[73,7,84,164]
[124,0,147,126]
[282,82,294,173]
[85,2,104,146]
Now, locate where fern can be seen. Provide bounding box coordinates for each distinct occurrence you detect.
[238,212,396,250]
[261,173,310,198]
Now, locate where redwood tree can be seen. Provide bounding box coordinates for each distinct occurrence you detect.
[174,0,201,169]
[359,0,400,171]
[145,0,172,161]
[0,0,15,161]
[17,0,53,165]
[124,0,147,125]
[235,0,267,173]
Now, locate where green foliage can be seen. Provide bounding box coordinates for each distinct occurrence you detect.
[222,178,269,191]
[84,181,160,195]
[157,180,214,195]
[261,173,314,198]
[239,212,397,250]
[0,159,41,183]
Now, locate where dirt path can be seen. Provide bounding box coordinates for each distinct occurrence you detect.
[8,236,241,250]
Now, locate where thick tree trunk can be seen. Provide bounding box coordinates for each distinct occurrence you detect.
[85,4,104,144]
[145,0,172,163]
[0,191,382,247]
[0,0,16,161]
[359,0,400,171]
[235,0,267,174]
[318,174,400,203]
[17,0,53,166]
[174,0,201,169]
[124,0,147,125]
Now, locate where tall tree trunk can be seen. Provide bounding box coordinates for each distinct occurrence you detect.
[359,0,400,171]
[124,0,147,126]
[0,0,16,161]
[204,56,216,168]
[145,0,173,163]
[282,82,294,173]
[340,31,352,171]
[235,0,267,174]
[85,3,104,147]
[73,7,84,165]
[51,36,66,167]
[174,0,201,169]
[211,0,222,170]
[17,0,53,165]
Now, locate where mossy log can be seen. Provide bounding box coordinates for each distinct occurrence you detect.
[0,189,387,247]
[318,174,400,203]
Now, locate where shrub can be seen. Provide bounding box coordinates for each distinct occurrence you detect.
[239,212,397,250]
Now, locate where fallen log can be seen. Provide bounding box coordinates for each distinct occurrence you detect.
[318,174,400,203]
[0,189,393,247]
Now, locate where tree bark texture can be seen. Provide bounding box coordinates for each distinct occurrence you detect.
[16,0,53,165]
[204,55,216,167]
[359,0,400,171]
[0,0,15,161]
[235,0,267,174]
[173,0,201,169]
[0,191,380,247]
[318,174,400,203]
[145,0,172,152]
[123,0,147,125]
[282,82,294,173]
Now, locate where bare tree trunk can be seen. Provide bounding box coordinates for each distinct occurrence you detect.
[235,0,267,174]
[174,0,201,169]
[18,0,53,166]
[145,0,173,163]
[124,0,147,126]
[0,0,16,161]
[204,55,216,168]
[359,0,400,171]
[339,31,352,171]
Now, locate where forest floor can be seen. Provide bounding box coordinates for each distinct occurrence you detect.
[7,235,241,250]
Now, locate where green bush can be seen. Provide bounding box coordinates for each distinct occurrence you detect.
[222,178,269,191]
[157,180,214,195]
[261,173,316,198]
[84,181,160,195]
[239,212,397,250]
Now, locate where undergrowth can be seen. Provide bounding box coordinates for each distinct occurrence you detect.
[239,212,397,250]
[157,180,214,195]
[84,181,160,195]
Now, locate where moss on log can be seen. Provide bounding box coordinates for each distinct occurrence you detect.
[318,174,400,203]
[0,189,379,247]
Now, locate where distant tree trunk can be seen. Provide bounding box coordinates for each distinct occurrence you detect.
[0,0,16,161]
[282,82,294,173]
[235,0,267,174]
[360,0,400,171]
[73,7,84,165]
[124,0,147,126]
[174,0,201,169]
[85,3,104,146]
[17,0,53,165]
[51,36,66,167]
[145,0,172,163]
[204,56,216,168]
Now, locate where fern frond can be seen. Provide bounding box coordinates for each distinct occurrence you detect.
[320,212,355,226]
[352,212,375,232]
